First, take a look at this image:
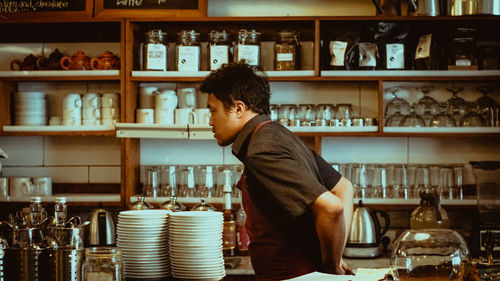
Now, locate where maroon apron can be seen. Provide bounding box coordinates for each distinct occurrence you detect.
[237,120,317,280]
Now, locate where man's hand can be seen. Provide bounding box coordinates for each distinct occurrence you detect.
[340,259,354,275]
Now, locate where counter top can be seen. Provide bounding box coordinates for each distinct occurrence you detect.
[226,254,391,276]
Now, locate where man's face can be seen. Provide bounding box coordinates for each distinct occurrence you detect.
[207,94,241,146]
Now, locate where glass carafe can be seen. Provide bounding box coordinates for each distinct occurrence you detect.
[400,103,426,127]
[385,87,410,117]
[391,229,470,281]
[476,86,498,127]
[462,102,486,127]
[410,192,450,229]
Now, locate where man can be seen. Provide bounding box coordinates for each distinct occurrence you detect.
[200,62,354,280]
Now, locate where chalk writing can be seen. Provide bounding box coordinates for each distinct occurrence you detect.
[0,0,86,13]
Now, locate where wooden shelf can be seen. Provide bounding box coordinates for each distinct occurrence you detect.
[2,125,116,136]
[1,193,120,203]
[0,70,120,81]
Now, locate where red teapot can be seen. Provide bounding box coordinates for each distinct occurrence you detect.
[90,51,120,70]
[60,50,91,70]
[39,49,65,70]
[10,54,43,71]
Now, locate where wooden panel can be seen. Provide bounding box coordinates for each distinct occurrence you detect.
[0,82,15,130]
[95,0,207,18]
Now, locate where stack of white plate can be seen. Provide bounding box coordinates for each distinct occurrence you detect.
[14,91,47,126]
[170,211,226,281]
[117,209,171,279]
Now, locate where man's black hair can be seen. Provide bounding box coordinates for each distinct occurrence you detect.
[200,62,271,115]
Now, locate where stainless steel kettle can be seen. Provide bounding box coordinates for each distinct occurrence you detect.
[344,200,390,258]
[409,0,441,16]
[372,0,418,15]
[86,208,115,247]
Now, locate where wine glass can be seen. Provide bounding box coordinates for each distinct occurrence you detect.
[384,87,410,117]
[384,111,406,127]
[400,103,426,127]
[476,86,498,127]
[430,103,456,127]
[462,102,486,127]
[446,86,469,126]
[415,85,439,127]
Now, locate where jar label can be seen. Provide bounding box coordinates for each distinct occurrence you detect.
[386,43,405,69]
[456,59,472,66]
[210,45,229,70]
[146,44,167,71]
[237,45,259,66]
[329,41,348,66]
[358,42,377,67]
[415,34,432,60]
[177,46,200,71]
[277,53,293,62]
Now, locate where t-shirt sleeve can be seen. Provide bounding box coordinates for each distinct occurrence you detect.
[245,146,329,218]
[311,150,342,190]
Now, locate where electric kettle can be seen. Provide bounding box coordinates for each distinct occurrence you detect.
[343,200,390,258]
[85,208,115,247]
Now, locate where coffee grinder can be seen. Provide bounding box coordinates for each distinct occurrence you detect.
[471,161,500,258]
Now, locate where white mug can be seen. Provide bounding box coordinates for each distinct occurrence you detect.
[102,107,119,119]
[139,86,158,109]
[82,93,101,108]
[155,109,175,125]
[63,109,82,125]
[32,177,52,196]
[194,108,211,125]
[101,93,120,108]
[102,118,117,126]
[9,177,33,197]
[177,88,197,109]
[175,108,198,125]
[136,109,155,124]
[63,93,82,110]
[83,119,102,126]
[63,117,81,126]
[0,178,8,198]
[83,108,101,120]
[155,89,178,111]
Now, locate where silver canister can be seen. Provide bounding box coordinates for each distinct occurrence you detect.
[4,248,49,281]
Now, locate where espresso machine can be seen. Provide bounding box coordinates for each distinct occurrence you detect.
[471,161,500,258]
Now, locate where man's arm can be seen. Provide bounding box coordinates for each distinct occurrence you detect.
[310,176,354,274]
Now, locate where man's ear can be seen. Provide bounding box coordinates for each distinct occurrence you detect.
[233,100,247,117]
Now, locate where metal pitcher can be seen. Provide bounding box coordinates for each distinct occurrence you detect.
[409,0,441,15]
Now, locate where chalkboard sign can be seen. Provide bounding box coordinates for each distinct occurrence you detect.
[103,0,198,10]
[0,0,86,13]
[95,0,206,18]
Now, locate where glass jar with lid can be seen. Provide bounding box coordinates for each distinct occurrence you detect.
[82,247,122,281]
[410,192,450,229]
[274,30,301,71]
[208,30,230,71]
[143,29,167,71]
[176,30,201,71]
[234,29,261,67]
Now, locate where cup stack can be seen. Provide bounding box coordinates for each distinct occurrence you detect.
[101,93,120,126]
[155,89,177,125]
[63,93,82,126]
[14,91,47,126]
[82,93,101,126]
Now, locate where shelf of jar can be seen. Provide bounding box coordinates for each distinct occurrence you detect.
[0,193,120,203]
[321,70,500,79]
[0,70,120,80]
[383,127,500,134]
[130,196,242,205]
[288,126,378,133]
[355,198,477,206]
[131,70,315,80]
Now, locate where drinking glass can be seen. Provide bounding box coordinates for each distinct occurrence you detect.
[453,165,464,200]
[384,87,410,117]
[415,165,430,195]
[476,85,498,127]
[393,164,408,199]
[195,165,215,198]
[462,102,486,127]
[298,104,315,126]
[279,104,298,126]
[400,104,426,127]
[430,103,456,127]
[316,104,335,126]
[439,166,454,200]
[231,165,244,198]
[270,104,280,122]
[446,86,469,126]
[178,166,195,198]
[143,167,159,197]
[335,104,358,127]
[429,165,440,193]
[416,85,439,127]
[351,164,368,199]
[160,165,178,197]
[406,164,417,198]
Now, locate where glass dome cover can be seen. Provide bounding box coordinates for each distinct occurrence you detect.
[391,229,471,281]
